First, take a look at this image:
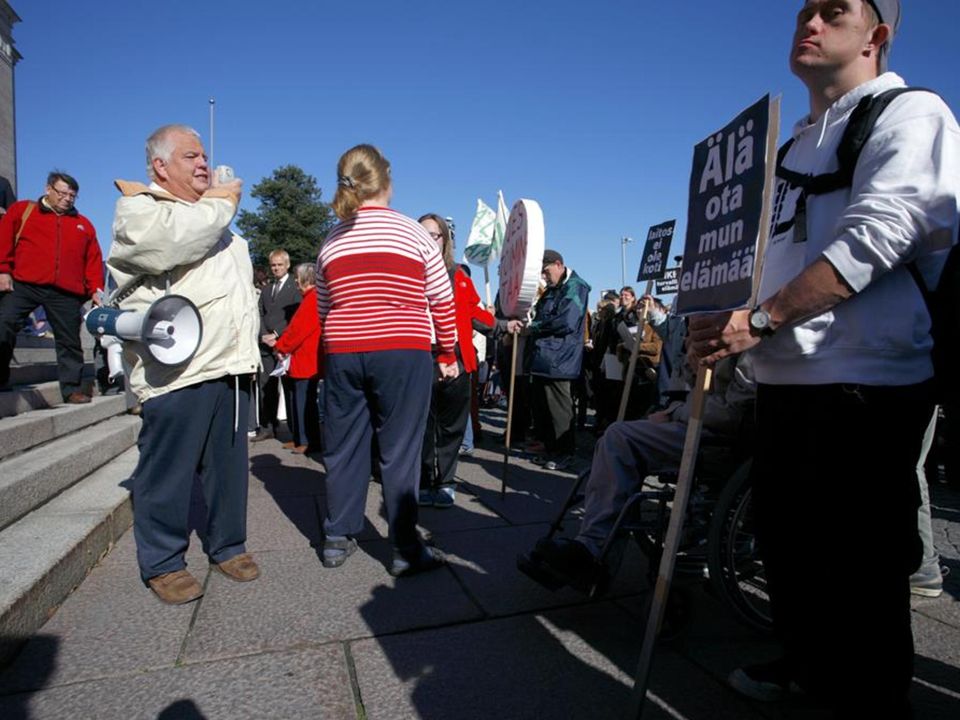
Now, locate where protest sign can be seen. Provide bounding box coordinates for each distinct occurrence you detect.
[498,199,545,318]
[675,95,780,315]
[637,220,674,282]
[655,267,679,295]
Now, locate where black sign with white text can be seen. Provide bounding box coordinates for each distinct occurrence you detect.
[675,95,772,315]
[636,220,674,282]
[655,267,679,295]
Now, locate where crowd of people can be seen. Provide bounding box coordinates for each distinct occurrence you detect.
[0,1,958,717]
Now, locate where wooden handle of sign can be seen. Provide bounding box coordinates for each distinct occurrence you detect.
[501,334,520,499]
[616,281,655,422]
[624,364,713,719]
[484,265,492,307]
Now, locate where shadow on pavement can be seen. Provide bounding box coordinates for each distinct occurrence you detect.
[0,635,59,720]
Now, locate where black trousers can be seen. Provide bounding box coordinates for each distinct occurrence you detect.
[421,368,471,490]
[0,282,86,396]
[290,376,321,449]
[258,351,294,430]
[753,381,933,717]
[530,376,575,454]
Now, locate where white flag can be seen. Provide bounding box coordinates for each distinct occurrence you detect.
[492,190,508,259]
[463,198,497,266]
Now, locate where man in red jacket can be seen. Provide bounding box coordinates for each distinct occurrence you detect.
[0,171,103,403]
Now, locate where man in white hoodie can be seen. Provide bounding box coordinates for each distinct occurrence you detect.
[688,2,959,716]
[109,125,261,605]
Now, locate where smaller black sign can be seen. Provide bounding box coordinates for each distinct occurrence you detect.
[636,220,675,282]
[655,267,679,295]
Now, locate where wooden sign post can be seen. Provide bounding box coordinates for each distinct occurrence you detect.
[627,94,780,719]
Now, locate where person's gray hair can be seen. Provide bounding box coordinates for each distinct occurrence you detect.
[145,125,201,181]
[295,263,316,287]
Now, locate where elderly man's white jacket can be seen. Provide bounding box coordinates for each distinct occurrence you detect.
[107,180,260,402]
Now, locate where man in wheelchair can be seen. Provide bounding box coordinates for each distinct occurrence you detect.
[520,351,755,593]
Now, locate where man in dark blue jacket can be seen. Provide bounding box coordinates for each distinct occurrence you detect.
[508,250,590,470]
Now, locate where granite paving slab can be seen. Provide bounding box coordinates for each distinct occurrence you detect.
[349,601,639,720]
[437,523,650,617]
[182,543,482,663]
[456,454,584,525]
[0,645,356,720]
[350,600,762,720]
[245,493,323,552]
[0,561,197,693]
[248,449,326,499]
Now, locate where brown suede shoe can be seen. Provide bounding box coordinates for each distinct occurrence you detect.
[213,553,260,582]
[292,445,308,454]
[281,441,297,449]
[147,570,204,605]
[64,392,91,404]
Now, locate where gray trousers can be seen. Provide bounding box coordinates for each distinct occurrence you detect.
[576,418,700,556]
[132,376,251,581]
[915,406,941,579]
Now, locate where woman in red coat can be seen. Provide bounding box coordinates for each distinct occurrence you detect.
[417,214,495,507]
[274,263,323,453]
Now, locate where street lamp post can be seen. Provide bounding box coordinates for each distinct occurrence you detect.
[620,236,634,287]
[208,98,215,168]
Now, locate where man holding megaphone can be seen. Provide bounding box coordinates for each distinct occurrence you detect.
[107,124,261,605]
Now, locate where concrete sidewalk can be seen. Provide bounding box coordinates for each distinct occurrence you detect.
[1,416,958,719]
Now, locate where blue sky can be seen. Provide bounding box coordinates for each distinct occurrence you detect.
[9,0,960,304]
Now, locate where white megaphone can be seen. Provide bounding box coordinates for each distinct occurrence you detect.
[85,295,202,366]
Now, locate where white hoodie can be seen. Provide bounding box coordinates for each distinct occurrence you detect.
[754,73,960,386]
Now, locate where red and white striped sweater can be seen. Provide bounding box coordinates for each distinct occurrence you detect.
[316,207,457,363]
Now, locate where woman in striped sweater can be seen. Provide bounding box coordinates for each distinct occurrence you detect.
[316,144,457,576]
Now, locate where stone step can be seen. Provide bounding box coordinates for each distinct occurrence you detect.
[0,414,140,532]
[8,330,96,350]
[0,446,137,665]
[0,394,129,462]
[9,335,55,349]
[7,361,95,388]
[0,378,98,419]
[11,347,97,364]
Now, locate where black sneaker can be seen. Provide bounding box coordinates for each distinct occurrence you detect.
[531,538,602,593]
[728,658,800,702]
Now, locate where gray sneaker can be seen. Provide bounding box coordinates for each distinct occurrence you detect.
[910,564,947,598]
[545,455,574,472]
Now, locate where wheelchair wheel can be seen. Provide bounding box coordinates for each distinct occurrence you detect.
[707,459,773,633]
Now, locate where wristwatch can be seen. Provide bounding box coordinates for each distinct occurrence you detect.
[749,306,775,337]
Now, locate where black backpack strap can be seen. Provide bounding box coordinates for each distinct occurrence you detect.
[775,87,936,196]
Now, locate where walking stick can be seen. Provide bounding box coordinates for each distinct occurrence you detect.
[500,331,519,499]
[624,364,712,719]
[616,281,654,422]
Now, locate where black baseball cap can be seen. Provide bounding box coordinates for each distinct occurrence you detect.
[542,249,564,268]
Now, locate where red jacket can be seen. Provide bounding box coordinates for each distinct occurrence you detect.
[274,286,323,379]
[0,199,103,298]
[454,267,494,373]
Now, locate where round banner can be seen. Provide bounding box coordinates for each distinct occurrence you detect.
[498,199,545,318]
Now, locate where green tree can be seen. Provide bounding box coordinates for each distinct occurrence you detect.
[237,165,336,267]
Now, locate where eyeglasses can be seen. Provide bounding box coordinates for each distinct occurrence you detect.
[51,186,77,200]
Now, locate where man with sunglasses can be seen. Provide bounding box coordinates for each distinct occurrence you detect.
[0,171,103,402]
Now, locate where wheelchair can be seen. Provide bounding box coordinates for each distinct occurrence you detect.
[517,421,773,634]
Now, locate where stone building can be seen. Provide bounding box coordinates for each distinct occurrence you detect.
[0,1,20,198]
